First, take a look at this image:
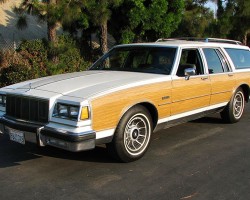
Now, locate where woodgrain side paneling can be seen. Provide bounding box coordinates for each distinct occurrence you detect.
[91,71,250,133]
[234,71,250,88]
[171,76,211,115]
[171,96,211,115]
[91,82,172,132]
[209,73,235,105]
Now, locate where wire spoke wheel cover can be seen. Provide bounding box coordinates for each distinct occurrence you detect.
[233,91,244,119]
[220,88,245,124]
[124,114,151,156]
[106,105,153,162]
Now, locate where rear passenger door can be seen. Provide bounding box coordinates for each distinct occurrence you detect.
[202,48,236,106]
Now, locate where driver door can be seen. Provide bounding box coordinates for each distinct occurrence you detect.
[171,48,211,116]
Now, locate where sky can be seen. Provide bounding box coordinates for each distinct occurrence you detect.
[205,1,217,10]
[205,1,217,18]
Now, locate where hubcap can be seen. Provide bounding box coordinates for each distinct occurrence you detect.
[124,114,150,156]
[233,91,244,119]
[131,129,139,139]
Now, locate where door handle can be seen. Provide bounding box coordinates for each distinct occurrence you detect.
[228,74,234,77]
[201,77,208,80]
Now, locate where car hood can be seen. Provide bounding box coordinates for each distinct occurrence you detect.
[3,70,169,100]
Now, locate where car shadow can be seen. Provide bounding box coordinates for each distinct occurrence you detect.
[192,116,224,124]
[0,114,231,168]
[0,134,117,168]
[191,115,225,125]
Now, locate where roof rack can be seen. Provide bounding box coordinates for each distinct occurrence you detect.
[156,37,242,45]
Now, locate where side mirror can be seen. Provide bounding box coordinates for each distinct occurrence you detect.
[208,69,214,74]
[184,68,196,80]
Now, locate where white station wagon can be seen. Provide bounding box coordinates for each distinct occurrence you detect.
[0,38,250,162]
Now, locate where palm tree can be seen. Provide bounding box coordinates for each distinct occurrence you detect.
[88,0,122,54]
[15,0,59,44]
[14,0,65,62]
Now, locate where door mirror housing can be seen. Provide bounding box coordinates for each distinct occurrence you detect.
[185,68,196,80]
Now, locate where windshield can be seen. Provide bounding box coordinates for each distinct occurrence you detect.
[90,46,177,75]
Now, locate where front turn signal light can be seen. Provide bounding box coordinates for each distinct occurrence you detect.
[80,106,89,120]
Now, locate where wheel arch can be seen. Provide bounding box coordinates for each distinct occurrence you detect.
[138,102,158,130]
[118,101,159,132]
[238,84,250,102]
[107,101,158,162]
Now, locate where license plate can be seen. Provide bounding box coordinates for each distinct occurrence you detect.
[8,128,25,145]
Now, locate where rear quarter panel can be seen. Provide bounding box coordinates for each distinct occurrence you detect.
[234,70,250,90]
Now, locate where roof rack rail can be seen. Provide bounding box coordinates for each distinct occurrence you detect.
[156,37,242,45]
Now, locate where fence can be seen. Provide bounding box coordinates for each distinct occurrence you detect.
[0,34,21,52]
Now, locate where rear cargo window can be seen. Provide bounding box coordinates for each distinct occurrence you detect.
[225,48,250,69]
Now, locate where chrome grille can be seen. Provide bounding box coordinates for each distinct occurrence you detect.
[6,95,49,123]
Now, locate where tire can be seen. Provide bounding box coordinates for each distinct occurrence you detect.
[106,105,153,163]
[220,88,245,123]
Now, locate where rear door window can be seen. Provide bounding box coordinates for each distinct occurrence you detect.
[203,48,225,74]
[225,48,250,69]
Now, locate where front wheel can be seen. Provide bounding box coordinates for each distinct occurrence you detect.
[220,88,245,123]
[106,105,152,162]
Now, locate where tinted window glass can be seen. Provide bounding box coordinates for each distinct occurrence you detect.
[177,49,204,77]
[90,47,177,75]
[225,48,250,69]
[216,49,230,72]
[203,48,224,74]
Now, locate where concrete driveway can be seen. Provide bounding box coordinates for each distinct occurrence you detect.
[0,104,250,200]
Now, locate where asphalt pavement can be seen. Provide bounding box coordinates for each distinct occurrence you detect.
[0,104,250,200]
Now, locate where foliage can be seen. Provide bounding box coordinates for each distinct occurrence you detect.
[110,0,185,43]
[0,64,37,87]
[228,0,250,44]
[87,0,123,54]
[0,35,91,87]
[208,0,235,38]
[47,35,91,75]
[16,15,28,30]
[172,0,213,38]
[208,0,250,44]
[6,39,48,78]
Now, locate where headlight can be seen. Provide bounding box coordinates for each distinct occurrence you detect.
[0,94,6,107]
[53,103,89,121]
[53,103,80,120]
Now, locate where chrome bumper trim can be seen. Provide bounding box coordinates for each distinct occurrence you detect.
[0,116,96,152]
[40,134,95,152]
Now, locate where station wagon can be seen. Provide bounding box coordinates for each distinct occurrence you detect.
[0,38,250,162]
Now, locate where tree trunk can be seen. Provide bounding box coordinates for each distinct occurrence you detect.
[48,23,59,63]
[243,30,250,46]
[217,0,224,19]
[100,23,108,55]
[47,0,57,43]
[47,0,58,63]
[81,29,92,61]
[47,23,57,44]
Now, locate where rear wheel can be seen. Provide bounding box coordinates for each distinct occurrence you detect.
[107,105,152,162]
[220,88,245,123]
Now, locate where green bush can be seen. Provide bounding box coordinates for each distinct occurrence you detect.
[0,64,36,87]
[0,34,91,87]
[17,39,48,77]
[47,35,91,75]
[18,39,47,55]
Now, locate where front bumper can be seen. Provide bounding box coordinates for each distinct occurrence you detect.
[0,116,96,152]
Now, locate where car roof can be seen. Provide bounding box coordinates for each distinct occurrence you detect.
[115,40,250,50]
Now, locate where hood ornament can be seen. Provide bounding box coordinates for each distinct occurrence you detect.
[28,83,32,91]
